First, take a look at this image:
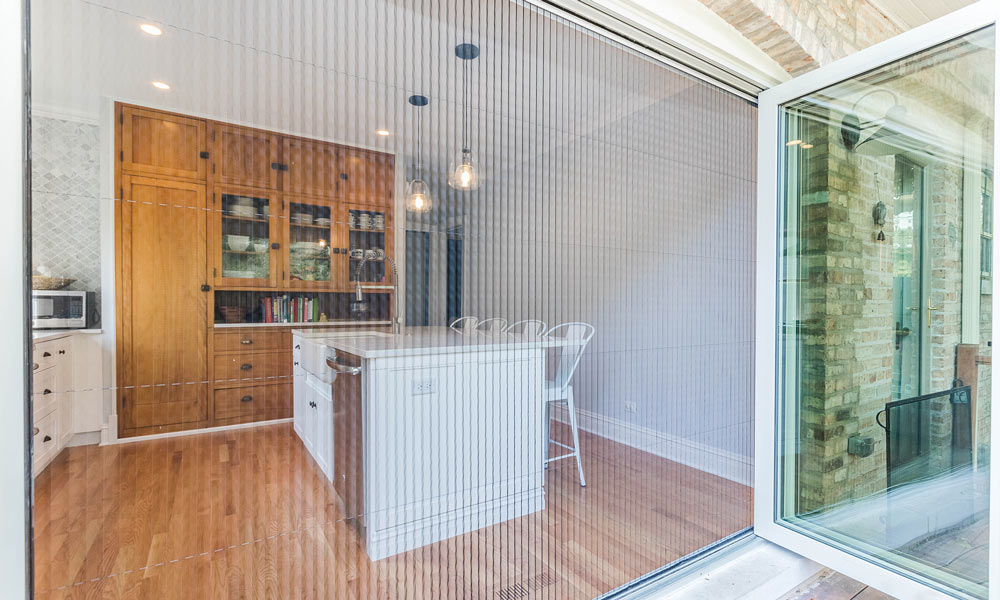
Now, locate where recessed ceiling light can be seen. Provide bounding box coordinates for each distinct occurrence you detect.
[376,129,390,136]
[152,81,171,90]
[801,143,814,149]
[140,23,163,36]
[785,139,802,146]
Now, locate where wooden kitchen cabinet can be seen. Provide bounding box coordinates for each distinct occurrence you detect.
[282,195,344,289]
[210,184,282,288]
[212,123,280,189]
[120,105,208,181]
[117,176,209,435]
[281,137,342,197]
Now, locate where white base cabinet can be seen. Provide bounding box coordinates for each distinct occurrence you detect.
[32,332,103,476]
[292,334,334,481]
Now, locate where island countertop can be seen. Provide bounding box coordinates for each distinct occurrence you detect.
[291,325,571,359]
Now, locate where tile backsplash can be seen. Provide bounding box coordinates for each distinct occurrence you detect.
[31,115,102,323]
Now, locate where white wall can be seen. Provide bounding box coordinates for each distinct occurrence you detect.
[461,54,757,481]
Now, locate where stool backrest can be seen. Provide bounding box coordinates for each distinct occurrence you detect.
[544,322,594,391]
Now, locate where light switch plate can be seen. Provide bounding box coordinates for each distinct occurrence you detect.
[624,401,637,413]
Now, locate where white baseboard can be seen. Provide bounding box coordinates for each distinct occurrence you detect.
[552,405,752,487]
[67,431,101,447]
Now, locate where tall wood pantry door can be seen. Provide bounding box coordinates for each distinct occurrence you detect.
[118,176,209,434]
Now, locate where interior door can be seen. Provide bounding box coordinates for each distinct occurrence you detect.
[756,6,997,600]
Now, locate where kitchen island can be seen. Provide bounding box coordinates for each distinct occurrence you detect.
[292,326,567,560]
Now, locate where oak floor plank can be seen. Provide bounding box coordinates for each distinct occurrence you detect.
[34,422,751,599]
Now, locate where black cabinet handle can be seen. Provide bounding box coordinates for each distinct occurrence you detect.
[43,435,52,443]
[293,361,299,366]
[294,344,301,350]
[201,284,211,292]
[42,352,51,358]
[241,395,253,403]
[271,162,289,171]
[200,151,210,159]
[42,389,52,395]
[58,350,66,355]
[271,242,280,250]
[240,363,253,371]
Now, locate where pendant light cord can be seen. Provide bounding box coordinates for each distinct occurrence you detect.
[463,57,470,152]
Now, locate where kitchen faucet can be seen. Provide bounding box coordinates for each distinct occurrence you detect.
[354,255,401,334]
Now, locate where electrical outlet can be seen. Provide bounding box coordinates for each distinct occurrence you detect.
[624,401,637,414]
[412,378,436,395]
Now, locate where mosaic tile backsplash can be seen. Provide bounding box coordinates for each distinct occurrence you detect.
[31,115,102,323]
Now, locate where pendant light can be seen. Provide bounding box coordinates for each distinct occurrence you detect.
[406,94,433,213]
[448,43,482,190]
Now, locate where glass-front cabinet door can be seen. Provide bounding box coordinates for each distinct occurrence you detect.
[283,196,342,289]
[212,187,278,287]
[758,7,996,600]
[343,204,390,287]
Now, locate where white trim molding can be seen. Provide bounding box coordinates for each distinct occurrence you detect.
[755,3,998,599]
[2,0,28,597]
[552,405,753,487]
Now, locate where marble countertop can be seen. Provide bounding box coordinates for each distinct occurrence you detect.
[32,329,102,343]
[215,320,391,328]
[293,326,571,359]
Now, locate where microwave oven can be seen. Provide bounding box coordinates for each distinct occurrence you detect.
[32,290,97,329]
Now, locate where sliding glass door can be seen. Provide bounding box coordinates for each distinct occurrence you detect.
[757,4,997,599]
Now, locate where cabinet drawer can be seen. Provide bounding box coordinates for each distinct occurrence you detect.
[214,329,290,353]
[213,351,291,387]
[33,410,60,474]
[214,384,291,420]
[32,368,59,420]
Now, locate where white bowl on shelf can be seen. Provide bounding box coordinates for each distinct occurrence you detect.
[226,235,250,251]
[229,205,256,218]
[315,217,331,226]
[252,240,268,253]
[291,212,313,224]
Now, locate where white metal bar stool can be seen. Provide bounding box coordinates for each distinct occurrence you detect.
[449,316,478,332]
[475,317,508,334]
[543,322,594,487]
[505,319,547,336]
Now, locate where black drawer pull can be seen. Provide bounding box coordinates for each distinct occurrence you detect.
[43,435,52,443]
[240,363,253,371]
[58,350,66,355]
[42,352,51,358]
[240,339,253,345]
[294,344,300,350]
[241,395,253,403]
[33,427,39,436]
[42,389,52,395]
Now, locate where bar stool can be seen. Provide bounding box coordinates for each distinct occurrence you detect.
[449,316,478,332]
[505,319,547,336]
[475,317,508,334]
[543,322,594,487]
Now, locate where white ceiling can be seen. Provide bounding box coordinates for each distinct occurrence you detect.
[868,0,977,30]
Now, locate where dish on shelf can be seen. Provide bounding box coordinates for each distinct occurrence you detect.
[291,212,314,224]
[252,240,268,253]
[228,205,257,218]
[231,196,255,207]
[222,269,261,279]
[314,217,331,226]
[225,235,250,251]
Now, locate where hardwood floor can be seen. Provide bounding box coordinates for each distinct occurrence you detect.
[33,423,751,599]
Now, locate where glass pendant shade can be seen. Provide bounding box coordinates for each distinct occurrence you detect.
[405,178,433,213]
[448,149,482,190]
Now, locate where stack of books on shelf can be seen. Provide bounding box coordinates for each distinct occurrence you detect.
[261,295,320,323]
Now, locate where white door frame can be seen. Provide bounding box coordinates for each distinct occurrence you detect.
[755,2,998,599]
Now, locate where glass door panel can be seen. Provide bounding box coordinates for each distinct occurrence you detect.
[346,206,387,285]
[285,199,334,288]
[215,190,276,287]
[768,23,994,600]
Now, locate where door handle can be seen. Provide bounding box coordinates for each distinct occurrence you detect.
[326,358,361,375]
[42,389,52,395]
[240,363,253,371]
[927,302,940,327]
[42,352,51,358]
[43,435,52,443]
[241,395,253,403]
